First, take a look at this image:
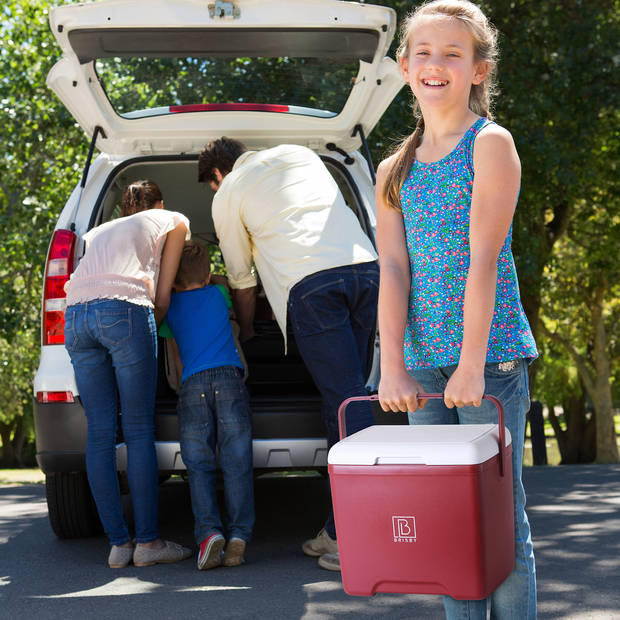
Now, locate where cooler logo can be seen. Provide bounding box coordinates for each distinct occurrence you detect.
[392,516,416,543]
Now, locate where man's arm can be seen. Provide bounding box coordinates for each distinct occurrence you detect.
[212,184,258,342]
[232,286,257,342]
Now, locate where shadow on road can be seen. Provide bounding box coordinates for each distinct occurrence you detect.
[1,465,619,619]
[0,474,441,619]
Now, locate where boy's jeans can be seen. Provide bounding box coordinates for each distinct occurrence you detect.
[177,366,255,544]
[408,359,537,620]
[65,299,159,546]
[288,261,380,539]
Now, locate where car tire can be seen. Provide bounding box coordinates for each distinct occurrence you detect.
[45,472,103,539]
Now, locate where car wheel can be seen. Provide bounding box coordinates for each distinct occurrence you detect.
[45,472,103,539]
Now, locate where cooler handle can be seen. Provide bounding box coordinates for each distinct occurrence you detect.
[337,393,508,477]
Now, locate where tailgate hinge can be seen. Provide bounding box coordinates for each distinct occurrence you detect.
[208,1,240,19]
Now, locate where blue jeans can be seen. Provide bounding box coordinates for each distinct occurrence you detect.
[408,359,537,620]
[177,366,254,544]
[64,299,159,546]
[288,261,379,539]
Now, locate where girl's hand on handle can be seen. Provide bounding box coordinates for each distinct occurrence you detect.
[443,365,485,409]
[379,371,428,413]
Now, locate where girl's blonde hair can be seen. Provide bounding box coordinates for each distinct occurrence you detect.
[383,0,499,211]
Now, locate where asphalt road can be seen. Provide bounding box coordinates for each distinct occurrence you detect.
[1,466,619,619]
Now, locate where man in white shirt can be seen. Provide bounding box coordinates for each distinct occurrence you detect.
[198,138,380,572]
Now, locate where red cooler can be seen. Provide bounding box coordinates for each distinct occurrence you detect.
[328,394,514,599]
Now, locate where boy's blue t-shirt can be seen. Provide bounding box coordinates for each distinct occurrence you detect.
[163,284,243,384]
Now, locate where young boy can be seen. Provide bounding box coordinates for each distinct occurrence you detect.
[162,241,254,570]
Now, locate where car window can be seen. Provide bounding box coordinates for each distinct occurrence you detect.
[95,55,361,120]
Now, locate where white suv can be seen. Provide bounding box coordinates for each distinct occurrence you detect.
[33,0,404,538]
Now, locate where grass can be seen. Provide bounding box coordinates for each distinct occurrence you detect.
[0,468,45,485]
[523,412,620,466]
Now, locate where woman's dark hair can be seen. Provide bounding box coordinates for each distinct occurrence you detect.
[198,137,247,184]
[121,179,163,216]
[175,241,211,289]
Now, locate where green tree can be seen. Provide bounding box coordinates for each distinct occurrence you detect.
[0,0,86,464]
[1,0,618,465]
[371,1,618,342]
[534,346,596,464]
[539,188,619,463]
[370,0,619,462]
[492,0,619,354]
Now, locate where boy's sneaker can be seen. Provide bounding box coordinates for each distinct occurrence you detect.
[197,533,225,570]
[318,552,341,571]
[222,538,246,567]
[302,528,338,557]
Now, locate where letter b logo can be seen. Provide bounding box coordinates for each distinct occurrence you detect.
[397,518,411,536]
[392,515,416,541]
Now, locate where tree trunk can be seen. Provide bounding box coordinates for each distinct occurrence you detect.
[591,290,618,463]
[519,279,541,394]
[548,392,595,464]
[592,390,618,463]
[0,420,17,466]
[539,287,618,464]
[547,402,567,459]
[12,416,25,467]
[565,393,596,464]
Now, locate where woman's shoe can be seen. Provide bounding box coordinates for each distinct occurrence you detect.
[108,544,134,569]
[133,540,192,567]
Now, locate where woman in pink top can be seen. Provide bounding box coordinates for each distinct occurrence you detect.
[64,180,192,568]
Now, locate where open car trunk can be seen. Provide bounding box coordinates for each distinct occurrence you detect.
[92,154,376,445]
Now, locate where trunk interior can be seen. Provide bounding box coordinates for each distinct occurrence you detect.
[94,155,374,442]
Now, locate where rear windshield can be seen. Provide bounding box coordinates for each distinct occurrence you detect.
[78,28,378,120]
[95,56,360,119]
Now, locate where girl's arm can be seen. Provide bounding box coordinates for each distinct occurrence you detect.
[154,222,188,325]
[444,125,521,408]
[376,159,426,413]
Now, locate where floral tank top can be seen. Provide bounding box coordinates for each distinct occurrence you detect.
[400,117,538,370]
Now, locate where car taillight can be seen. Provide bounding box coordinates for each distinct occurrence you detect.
[36,391,75,403]
[42,229,77,345]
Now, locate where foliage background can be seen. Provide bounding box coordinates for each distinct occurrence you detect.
[0,0,618,465]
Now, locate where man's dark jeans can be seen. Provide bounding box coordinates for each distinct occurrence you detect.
[288,260,379,539]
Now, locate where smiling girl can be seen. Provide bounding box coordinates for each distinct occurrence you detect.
[375,1,537,618]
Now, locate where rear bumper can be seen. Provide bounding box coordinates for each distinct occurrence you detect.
[34,399,88,473]
[34,397,328,473]
[116,438,328,471]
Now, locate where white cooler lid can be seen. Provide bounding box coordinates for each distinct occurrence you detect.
[328,424,512,466]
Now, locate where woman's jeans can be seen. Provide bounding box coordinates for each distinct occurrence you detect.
[288,261,380,539]
[408,359,537,620]
[64,299,159,546]
[177,366,254,544]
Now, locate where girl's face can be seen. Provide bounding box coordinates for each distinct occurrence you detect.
[400,16,488,112]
